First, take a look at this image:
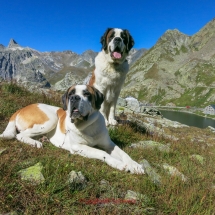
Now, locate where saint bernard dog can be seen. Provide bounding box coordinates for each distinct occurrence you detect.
[0,85,144,174]
[88,28,134,126]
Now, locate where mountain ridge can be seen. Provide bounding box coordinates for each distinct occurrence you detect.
[0,39,146,91]
[121,18,215,108]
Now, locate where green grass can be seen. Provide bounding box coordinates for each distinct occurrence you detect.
[181,45,188,53]
[1,82,215,214]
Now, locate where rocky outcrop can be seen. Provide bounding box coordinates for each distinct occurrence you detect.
[117,97,162,116]
[8,39,21,49]
[0,40,50,87]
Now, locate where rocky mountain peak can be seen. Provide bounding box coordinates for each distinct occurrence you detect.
[158,29,190,47]
[80,50,98,66]
[8,39,21,48]
[0,44,5,50]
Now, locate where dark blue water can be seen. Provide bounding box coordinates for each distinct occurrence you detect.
[160,110,215,129]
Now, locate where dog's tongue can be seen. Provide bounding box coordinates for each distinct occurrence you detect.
[113,52,121,59]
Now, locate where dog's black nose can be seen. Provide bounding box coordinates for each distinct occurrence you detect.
[114,37,122,43]
[70,95,81,101]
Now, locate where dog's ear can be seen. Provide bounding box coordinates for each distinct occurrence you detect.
[62,88,70,110]
[92,87,104,110]
[124,29,135,52]
[100,28,113,51]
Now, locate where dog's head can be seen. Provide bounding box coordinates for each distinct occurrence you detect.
[100,28,134,64]
[62,85,104,123]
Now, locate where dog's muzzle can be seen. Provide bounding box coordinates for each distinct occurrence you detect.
[111,37,123,59]
[69,95,89,123]
[69,95,82,122]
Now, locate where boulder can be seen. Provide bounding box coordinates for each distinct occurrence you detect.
[18,162,45,184]
[162,163,188,182]
[140,159,161,185]
[117,97,127,107]
[124,190,148,201]
[125,97,140,112]
[68,171,88,191]
[141,107,162,116]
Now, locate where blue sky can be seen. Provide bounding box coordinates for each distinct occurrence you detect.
[0,0,214,54]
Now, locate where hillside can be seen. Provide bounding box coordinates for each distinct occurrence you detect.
[1,82,215,214]
[121,18,215,107]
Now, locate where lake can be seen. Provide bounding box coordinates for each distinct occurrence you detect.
[160,110,215,129]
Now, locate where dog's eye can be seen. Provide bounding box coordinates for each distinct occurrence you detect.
[83,91,90,97]
[69,89,75,96]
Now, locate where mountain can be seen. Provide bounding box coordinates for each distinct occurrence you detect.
[127,48,147,65]
[0,40,145,90]
[121,18,215,107]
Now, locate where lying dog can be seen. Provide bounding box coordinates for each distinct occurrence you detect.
[0,85,144,174]
[88,28,134,126]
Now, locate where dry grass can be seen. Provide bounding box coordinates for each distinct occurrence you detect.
[0,82,215,214]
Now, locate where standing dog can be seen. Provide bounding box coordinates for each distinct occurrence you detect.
[0,85,144,174]
[88,28,134,126]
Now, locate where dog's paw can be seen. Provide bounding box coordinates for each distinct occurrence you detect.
[105,119,109,126]
[126,162,145,174]
[108,118,118,126]
[33,141,43,148]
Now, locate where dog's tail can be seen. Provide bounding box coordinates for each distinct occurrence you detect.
[0,115,18,139]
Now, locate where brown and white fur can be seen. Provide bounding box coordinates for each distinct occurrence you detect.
[88,28,134,126]
[0,85,144,174]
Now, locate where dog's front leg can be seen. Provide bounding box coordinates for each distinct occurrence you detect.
[106,142,144,174]
[100,103,110,126]
[70,144,127,171]
[108,102,118,126]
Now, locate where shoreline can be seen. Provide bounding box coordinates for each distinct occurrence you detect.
[157,108,215,121]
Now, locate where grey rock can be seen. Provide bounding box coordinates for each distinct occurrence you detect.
[68,171,88,191]
[125,190,148,201]
[99,179,110,192]
[208,126,215,133]
[140,159,161,185]
[117,97,127,107]
[141,107,162,116]
[18,162,45,184]
[131,140,170,153]
[125,97,140,112]
[163,163,188,182]
[127,114,179,141]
